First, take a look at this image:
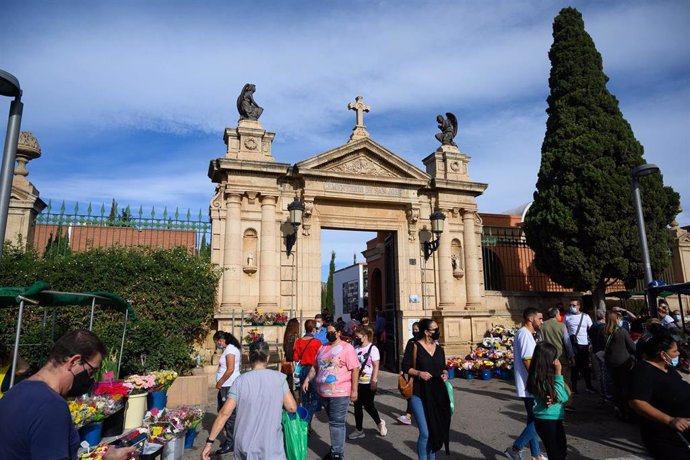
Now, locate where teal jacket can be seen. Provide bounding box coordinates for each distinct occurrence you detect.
[533,375,570,420]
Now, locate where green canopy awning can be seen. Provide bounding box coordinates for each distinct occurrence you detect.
[0,281,137,321]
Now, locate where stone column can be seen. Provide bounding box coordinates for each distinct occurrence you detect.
[463,210,482,307]
[259,195,279,308]
[221,193,242,312]
[437,218,453,310]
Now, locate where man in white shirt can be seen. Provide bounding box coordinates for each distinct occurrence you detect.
[564,299,595,394]
[504,307,545,460]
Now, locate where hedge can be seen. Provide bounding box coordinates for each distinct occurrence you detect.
[0,243,221,376]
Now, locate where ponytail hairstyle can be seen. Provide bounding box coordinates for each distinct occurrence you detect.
[526,342,559,404]
[213,330,241,350]
[249,339,269,364]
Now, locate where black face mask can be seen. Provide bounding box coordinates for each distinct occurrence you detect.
[67,369,95,398]
[326,332,337,343]
[352,338,362,347]
[431,330,441,341]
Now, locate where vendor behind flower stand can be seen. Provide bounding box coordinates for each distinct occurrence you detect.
[0,329,135,460]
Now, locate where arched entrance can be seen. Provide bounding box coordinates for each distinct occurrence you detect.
[209,95,490,357]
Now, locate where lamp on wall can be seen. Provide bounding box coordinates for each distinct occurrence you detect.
[285,196,305,256]
[0,69,23,262]
[423,208,446,261]
[631,163,660,316]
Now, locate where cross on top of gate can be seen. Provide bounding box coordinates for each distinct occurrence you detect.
[347,96,371,142]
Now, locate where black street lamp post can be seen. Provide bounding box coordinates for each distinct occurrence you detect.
[423,208,446,261]
[0,69,24,262]
[285,196,305,256]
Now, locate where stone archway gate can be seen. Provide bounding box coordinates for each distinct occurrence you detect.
[208,96,491,353]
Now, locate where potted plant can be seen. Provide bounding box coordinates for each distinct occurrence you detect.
[123,374,156,429]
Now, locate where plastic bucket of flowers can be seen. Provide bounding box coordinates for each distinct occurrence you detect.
[147,370,178,411]
[94,379,131,437]
[123,374,156,429]
[79,421,104,446]
[167,405,204,449]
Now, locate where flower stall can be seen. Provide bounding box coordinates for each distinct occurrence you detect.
[446,324,517,381]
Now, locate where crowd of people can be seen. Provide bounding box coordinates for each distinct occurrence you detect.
[0,299,687,459]
[504,299,690,460]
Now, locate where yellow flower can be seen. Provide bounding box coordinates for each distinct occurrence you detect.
[152,426,163,437]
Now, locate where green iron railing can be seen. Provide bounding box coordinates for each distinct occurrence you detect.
[33,200,211,257]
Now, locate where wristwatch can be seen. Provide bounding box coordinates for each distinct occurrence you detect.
[206,437,216,444]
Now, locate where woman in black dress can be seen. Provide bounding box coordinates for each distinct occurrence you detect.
[401,318,451,460]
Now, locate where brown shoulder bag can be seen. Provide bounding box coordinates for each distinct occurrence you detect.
[398,343,417,399]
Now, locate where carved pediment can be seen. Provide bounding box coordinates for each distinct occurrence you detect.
[324,152,397,178]
[296,137,429,184]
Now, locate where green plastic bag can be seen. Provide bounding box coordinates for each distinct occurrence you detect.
[446,380,455,415]
[282,410,308,460]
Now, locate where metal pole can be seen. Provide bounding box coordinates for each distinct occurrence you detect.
[88,297,96,331]
[632,176,655,316]
[0,94,23,262]
[232,309,236,336]
[10,300,25,388]
[117,309,128,379]
[240,309,244,346]
[421,257,427,311]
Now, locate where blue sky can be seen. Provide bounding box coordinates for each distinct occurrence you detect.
[1,0,688,279]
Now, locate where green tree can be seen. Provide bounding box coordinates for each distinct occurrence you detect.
[524,7,679,312]
[107,198,118,226]
[323,250,336,314]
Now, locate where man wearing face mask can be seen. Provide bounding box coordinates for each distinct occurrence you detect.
[564,299,595,394]
[314,313,329,345]
[0,329,135,460]
[629,333,690,459]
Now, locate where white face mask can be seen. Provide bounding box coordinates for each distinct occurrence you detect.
[315,321,322,329]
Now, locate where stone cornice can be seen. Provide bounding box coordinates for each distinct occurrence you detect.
[208,158,291,183]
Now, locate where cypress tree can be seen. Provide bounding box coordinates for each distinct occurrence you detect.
[523,7,679,311]
[325,250,336,315]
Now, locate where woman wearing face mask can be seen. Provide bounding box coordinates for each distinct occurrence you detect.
[398,322,420,425]
[302,322,359,460]
[629,333,690,459]
[348,326,386,440]
[401,318,450,460]
[603,310,636,420]
[212,330,242,456]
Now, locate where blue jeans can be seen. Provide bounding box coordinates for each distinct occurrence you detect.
[299,365,321,424]
[409,395,436,460]
[324,396,350,457]
[513,397,541,456]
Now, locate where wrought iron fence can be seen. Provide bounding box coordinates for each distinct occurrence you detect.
[32,200,211,257]
[481,226,677,293]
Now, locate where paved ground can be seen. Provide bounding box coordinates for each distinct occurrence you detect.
[184,371,650,460]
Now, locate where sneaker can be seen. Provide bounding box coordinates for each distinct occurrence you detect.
[397,414,412,425]
[504,447,524,460]
[534,455,548,460]
[377,420,387,436]
[348,429,365,440]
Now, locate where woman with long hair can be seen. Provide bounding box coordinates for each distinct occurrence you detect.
[629,333,690,459]
[349,326,386,440]
[202,340,297,460]
[527,342,571,460]
[398,321,420,426]
[401,318,450,460]
[212,330,242,455]
[603,310,636,420]
[282,318,300,391]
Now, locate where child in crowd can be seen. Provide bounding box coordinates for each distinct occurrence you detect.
[527,342,571,460]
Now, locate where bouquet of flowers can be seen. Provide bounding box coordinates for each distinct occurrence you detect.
[245,308,289,326]
[461,360,475,371]
[244,329,264,345]
[151,370,178,392]
[473,360,495,371]
[144,407,185,433]
[124,374,156,395]
[93,380,131,399]
[446,357,462,369]
[168,405,204,430]
[69,395,124,428]
[79,444,109,459]
[95,348,119,382]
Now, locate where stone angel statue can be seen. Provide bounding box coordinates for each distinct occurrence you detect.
[435,112,458,147]
[236,83,264,121]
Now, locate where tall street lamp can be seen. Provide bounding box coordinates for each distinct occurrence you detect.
[0,69,23,262]
[423,208,446,261]
[285,196,305,256]
[631,163,660,316]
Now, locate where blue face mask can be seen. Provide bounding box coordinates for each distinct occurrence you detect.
[570,307,577,314]
[617,320,624,328]
[671,356,680,367]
